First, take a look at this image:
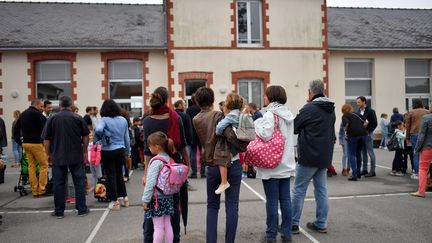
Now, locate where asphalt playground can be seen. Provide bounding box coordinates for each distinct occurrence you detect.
[0,148,431,243]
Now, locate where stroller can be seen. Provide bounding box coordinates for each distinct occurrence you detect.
[13,152,40,196]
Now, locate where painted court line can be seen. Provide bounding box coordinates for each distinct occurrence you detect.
[241,180,320,243]
[0,208,106,214]
[85,207,110,243]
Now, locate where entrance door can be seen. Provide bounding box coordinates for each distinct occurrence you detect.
[184,80,207,107]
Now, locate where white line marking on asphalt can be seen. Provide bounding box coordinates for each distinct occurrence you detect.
[241,180,320,243]
[85,207,110,243]
[129,169,134,177]
[376,164,392,170]
[0,208,107,214]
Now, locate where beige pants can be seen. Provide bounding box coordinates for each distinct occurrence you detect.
[22,143,48,196]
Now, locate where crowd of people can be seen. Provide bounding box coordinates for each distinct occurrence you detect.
[0,78,430,243]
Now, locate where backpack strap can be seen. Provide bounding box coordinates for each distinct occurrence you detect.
[149,155,175,209]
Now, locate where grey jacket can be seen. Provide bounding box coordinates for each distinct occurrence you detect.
[415,113,432,153]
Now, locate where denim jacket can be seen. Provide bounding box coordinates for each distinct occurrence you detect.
[215,109,240,135]
[94,116,130,155]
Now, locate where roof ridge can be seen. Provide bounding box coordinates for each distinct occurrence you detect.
[328,6,432,10]
[0,1,162,6]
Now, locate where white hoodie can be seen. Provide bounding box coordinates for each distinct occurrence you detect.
[254,102,296,179]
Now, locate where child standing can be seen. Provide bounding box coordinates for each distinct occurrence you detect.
[390,121,406,176]
[215,93,244,194]
[142,132,175,243]
[379,113,389,149]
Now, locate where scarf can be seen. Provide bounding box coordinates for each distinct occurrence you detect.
[152,105,181,149]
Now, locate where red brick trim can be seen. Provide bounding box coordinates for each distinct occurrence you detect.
[231,0,269,48]
[231,70,270,92]
[0,53,2,115]
[166,0,175,105]
[100,51,150,110]
[178,72,214,98]
[27,52,77,102]
[322,0,329,96]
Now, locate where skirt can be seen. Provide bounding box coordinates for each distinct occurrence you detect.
[145,197,174,219]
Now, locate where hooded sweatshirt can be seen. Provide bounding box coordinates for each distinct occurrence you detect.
[294,95,336,168]
[254,102,296,179]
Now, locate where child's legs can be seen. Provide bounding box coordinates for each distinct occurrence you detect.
[152,216,170,243]
[163,215,173,243]
[219,165,228,184]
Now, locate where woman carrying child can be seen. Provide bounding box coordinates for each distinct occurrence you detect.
[142,132,176,243]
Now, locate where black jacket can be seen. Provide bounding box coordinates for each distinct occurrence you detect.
[358,106,377,133]
[175,109,193,146]
[186,105,201,146]
[13,106,46,144]
[0,117,7,148]
[294,96,336,169]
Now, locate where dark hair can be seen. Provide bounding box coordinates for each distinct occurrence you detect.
[147,131,176,156]
[59,96,72,108]
[412,99,424,109]
[174,99,184,108]
[85,106,93,113]
[380,113,387,118]
[393,107,399,113]
[356,96,367,103]
[120,107,131,127]
[393,120,403,127]
[100,99,121,118]
[218,101,225,106]
[194,87,214,108]
[248,103,258,111]
[150,87,169,110]
[265,85,287,104]
[225,93,244,110]
[133,117,141,122]
[44,100,52,107]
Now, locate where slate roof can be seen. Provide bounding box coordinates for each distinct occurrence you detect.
[0,2,166,49]
[328,7,432,50]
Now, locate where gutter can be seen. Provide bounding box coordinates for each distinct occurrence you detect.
[0,46,168,51]
[329,47,432,51]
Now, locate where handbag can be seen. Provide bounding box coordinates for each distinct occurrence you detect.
[90,143,102,166]
[244,114,285,169]
[235,113,256,142]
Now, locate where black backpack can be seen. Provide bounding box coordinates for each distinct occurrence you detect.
[386,133,399,151]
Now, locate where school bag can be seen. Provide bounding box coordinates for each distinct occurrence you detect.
[244,114,285,169]
[234,113,256,142]
[386,132,399,151]
[94,177,110,202]
[150,155,189,196]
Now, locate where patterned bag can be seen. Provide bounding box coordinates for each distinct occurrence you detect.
[90,143,101,166]
[150,155,189,195]
[244,114,285,169]
[235,113,256,142]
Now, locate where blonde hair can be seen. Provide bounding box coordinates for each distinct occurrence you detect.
[13,110,21,119]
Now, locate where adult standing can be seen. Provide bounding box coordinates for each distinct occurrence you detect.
[43,100,53,118]
[341,104,368,181]
[292,80,335,234]
[42,96,90,218]
[94,99,130,210]
[13,99,48,197]
[91,106,99,130]
[405,99,430,179]
[192,87,247,243]
[186,95,205,178]
[82,106,93,130]
[356,96,378,177]
[390,107,404,124]
[0,116,7,184]
[142,87,190,243]
[174,99,193,150]
[11,110,22,168]
[254,86,295,243]
[412,109,432,198]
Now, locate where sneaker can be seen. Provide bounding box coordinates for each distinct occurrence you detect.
[395,172,404,177]
[306,222,327,233]
[78,209,90,217]
[291,225,300,235]
[348,176,357,181]
[215,182,230,194]
[361,170,368,176]
[384,147,388,150]
[51,212,64,219]
[242,172,247,178]
[68,197,76,204]
[260,236,276,243]
[364,172,376,177]
[411,174,419,180]
[389,171,396,176]
[281,235,292,242]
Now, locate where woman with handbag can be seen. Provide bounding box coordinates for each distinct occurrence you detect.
[253,86,296,243]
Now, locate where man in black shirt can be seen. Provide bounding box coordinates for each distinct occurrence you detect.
[186,95,205,178]
[42,96,90,218]
[82,106,93,129]
[13,99,48,197]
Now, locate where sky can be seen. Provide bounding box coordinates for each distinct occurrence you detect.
[2,0,432,9]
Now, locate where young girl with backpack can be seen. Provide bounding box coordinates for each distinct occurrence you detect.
[390,120,406,176]
[142,132,177,243]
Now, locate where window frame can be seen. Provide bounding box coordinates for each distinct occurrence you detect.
[35,60,72,103]
[236,0,263,48]
[344,59,373,105]
[237,79,264,108]
[404,59,431,96]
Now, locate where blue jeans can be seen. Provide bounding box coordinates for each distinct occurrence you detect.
[52,162,87,215]
[341,139,349,169]
[12,140,22,163]
[262,178,292,240]
[189,145,205,176]
[292,164,328,229]
[207,160,242,243]
[347,136,366,177]
[380,130,388,147]
[411,134,419,173]
[362,132,376,173]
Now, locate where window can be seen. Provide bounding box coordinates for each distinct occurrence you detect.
[405,59,431,111]
[237,0,262,47]
[238,79,263,108]
[36,60,71,101]
[184,80,207,107]
[344,59,373,109]
[108,59,143,117]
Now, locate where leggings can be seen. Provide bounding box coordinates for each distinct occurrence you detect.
[153,215,173,243]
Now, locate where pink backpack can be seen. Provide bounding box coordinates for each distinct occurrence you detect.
[90,144,101,166]
[150,155,189,196]
[244,114,285,169]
